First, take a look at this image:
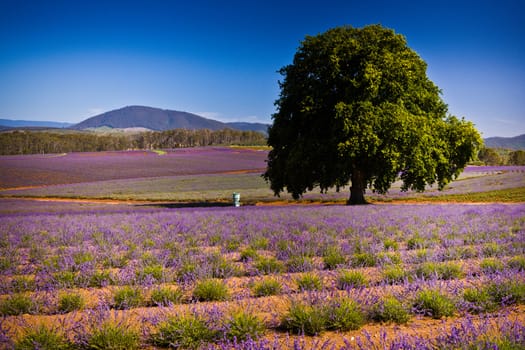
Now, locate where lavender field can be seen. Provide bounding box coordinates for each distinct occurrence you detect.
[0,202,524,349]
[0,148,524,349]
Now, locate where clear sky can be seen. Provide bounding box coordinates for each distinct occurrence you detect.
[1,0,524,137]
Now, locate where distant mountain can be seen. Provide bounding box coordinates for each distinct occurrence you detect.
[72,106,269,134]
[484,134,525,150]
[0,119,72,129]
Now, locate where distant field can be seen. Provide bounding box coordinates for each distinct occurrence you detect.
[1,147,524,204]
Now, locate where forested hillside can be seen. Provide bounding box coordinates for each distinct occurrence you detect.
[0,128,266,155]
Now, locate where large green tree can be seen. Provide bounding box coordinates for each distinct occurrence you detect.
[264,25,482,204]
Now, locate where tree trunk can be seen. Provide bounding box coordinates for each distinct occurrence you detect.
[347,169,367,205]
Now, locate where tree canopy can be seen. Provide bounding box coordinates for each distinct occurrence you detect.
[264,25,482,204]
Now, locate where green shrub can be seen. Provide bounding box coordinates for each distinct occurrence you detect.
[0,293,35,316]
[336,270,368,289]
[251,278,282,297]
[382,265,409,284]
[192,279,229,302]
[151,314,217,349]
[137,264,164,281]
[486,280,525,305]
[480,258,504,274]
[322,247,347,270]
[150,287,184,306]
[463,288,498,314]
[377,252,402,265]
[58,292,85,313]
[508,256,525,271]
[224,310,265,341]
[351,252,377,267]
[73,251,94,266]
[383,238,399,251]
[286,255,314,273]
[88,270,114,287]
[87,322,141,350]
[326,297,365,331]
[482,242,501,257]
[10,276,36,293]
[296,273,323,291]
[413,290,456,319]
[208,254,243,278]
[415,262,464,280]
[281,302,327,336]
[254,257,284,275]
[15,326,74,350]
[250,237,269,250]
[407,236,426,250]
[112,286,145,309]
[54,271,78,289]
[239,247,259,262]
[225,238,241,252]
[371,296,410,324]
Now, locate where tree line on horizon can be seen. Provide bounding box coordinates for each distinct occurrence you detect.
[0,128,267,155]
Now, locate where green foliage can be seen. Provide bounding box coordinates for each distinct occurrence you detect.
[281,297,365,335]
[281,302,327,336]
[415,261,464,280]
[54,271,78,288]
[326,297,365,331]
[57,292,85,313]
[286,255,314,273]
[383,238,399,251]
[478,147,502,165]
[0,293,35,316]
[239,247,259,262]
[371,296,411,324]
[322,246,347,269]
[480,258,504,273]
[264,24,482,204]
[377,251,402,265]
[0,128,267,155]
[463,288,498,314]
[88,270,114,287]
[224,310,265,341]
[296,273,323,291]
[192,279,229,302]
[413,290,456,319]
[112,286,145,309]
[253,256,285,275]
[10,276,36,293]
[137,264,164,282]
[336,270,368,289]
[150,287,184,306]
[15,326,74,350]
[486,280,525,305]
[382,265,409,284]
[482,242,501,257]
[509,150,525,165]
[87,322,141,350]
[151,314,217,349]
[351,252,377,267]
[407,236,427,250]
[251,278,282,297]
[508,256,525,271]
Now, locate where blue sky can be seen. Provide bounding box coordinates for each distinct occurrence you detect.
[1,0,524,137]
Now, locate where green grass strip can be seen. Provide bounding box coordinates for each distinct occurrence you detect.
[383,187,525,203]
